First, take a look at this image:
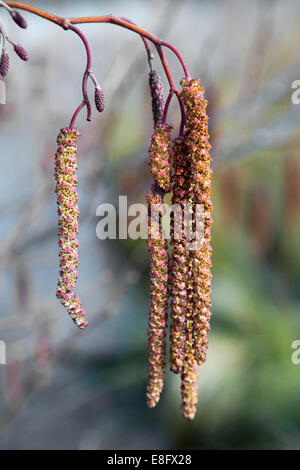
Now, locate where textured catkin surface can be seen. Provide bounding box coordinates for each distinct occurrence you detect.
[146,186,169,408]
[181,78,213,367]
[148,123,172,193]
[95,88,105,113]
[0,52,9,77]
[54,127,88,329]
[149,70,165,125]
[170,136,190,374]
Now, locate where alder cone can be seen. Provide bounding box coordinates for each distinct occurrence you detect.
[95,88,105,113]
[12,11,27,29]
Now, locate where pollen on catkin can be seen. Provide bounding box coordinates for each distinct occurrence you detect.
[146,184,169,408]
[54,127,88,329]
[181,78,213,367]
[170,136,190,374]
[148,123,172,192]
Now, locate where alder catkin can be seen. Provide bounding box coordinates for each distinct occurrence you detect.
[146,184,169,408]
[149,70,164,124]
[148,123,172,193]
[181,78,213,366]
[54,127,88,329]
[170,136,190,374]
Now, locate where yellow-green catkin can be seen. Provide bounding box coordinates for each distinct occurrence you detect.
[55,127,87,329]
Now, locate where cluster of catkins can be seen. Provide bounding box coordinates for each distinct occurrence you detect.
[0,4,28,77]
[146,76,213,420]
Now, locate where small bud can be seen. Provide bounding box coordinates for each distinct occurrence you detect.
[94,87,105,112]
[0,52,9,77]
[11,11,27,29]
[14,44,29,61]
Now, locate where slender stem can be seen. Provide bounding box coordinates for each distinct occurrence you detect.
[68,24,92,124]
[175,90,186,136]
[120,17,151,59]
[7,3,190,77]
[6,2,189,133]
[157,44,185,133]
[162,91,174,124]
[161,41,190,80]
[70,102,85,129]
[156,44,176,92]
[7,1,66,27]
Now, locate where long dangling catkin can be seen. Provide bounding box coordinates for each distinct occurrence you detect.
[146,184,169,408]
[181,78,213,366]
[54,127,88,329]
[180,249,198,421]
[149,70,165,125]
[0,51,9,77]
[146,123,172,407]
[169,136,190,374]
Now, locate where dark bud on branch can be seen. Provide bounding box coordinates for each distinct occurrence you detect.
[14,44,29,61]
[11,11,27,29]
[95,87,105,113]
[0,51,9,77]
[149,70,164,125]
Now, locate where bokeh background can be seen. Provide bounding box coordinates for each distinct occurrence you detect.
[0,0,300,450]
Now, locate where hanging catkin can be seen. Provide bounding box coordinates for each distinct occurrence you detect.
[146,123,172,407]
[170,135,190,374]
[181,78,213,367]
[55,127,88,329]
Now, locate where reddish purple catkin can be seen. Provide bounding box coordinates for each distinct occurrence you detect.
[55,127,88,329]
[0,51,9,77]
[170,136,190,374]
[149,70,164,124]
[146,184,169,408]
[14,44,29,61]
[180,248,199,421]
[11,11,27,29]
[146,123,172,407]
[94,87,105,112]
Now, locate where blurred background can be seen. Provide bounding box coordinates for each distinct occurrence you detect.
[0,0,300,450]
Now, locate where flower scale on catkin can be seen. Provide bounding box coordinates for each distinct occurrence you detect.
[148,123,172,192]
[146,184,169,408]
[54,127,88,329]
[181,78,213,367]
[169,136,190,374]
